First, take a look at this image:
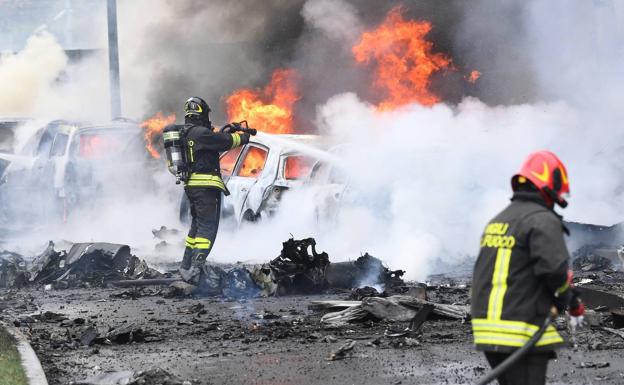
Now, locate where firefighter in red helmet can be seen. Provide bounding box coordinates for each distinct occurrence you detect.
[471,151,584,385]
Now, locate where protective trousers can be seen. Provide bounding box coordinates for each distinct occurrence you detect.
[484,352,550,385]
[181,187,222,274]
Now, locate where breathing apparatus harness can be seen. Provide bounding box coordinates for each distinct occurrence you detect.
[163,121,257,184]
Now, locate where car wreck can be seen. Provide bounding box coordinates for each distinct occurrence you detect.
[0,119,158,225]
[180,134,332,225]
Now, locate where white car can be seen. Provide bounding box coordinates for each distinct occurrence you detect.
[0,119,153,224]
[180,134,330,225]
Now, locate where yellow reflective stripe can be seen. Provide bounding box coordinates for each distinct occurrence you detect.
[189,147,194,162]
[194,237,212,250]
[472,318,563,347]
[473,318,538,333]
[487,247,512,320]
[474,332,563,347]
[231,133,241,149]
[188,174,223,181]
[163,131,180,140]
[186,180,225,188]
[185,236,195,243]
[186,174,226,189]
[556,280,570,295]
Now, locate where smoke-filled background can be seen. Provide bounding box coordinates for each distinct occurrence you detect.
[1,0,623,280]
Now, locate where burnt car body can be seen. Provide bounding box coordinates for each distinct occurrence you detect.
[0,118,30,175]
[0,120,152,225]
[180,134,327,225]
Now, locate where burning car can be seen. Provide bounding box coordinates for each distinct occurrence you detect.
[0,119,154,225]
[180,133,328,225]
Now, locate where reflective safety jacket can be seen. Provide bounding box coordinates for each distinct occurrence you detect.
[471,192,570,352]
[183,124,249,191]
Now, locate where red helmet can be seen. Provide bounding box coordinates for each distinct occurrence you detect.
[512,150,570,208]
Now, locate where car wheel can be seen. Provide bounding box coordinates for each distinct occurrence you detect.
[241,210,260,225]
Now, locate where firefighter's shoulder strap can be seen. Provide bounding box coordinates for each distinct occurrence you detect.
[183,124,197,164]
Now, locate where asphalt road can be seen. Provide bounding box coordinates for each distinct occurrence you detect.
[1,285,624,385]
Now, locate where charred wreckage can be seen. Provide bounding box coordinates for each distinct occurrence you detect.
[0,236,405,297]
[2,224,624,384]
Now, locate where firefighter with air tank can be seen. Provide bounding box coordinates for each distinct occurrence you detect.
[163,96,256,283]
[472,151,585,385]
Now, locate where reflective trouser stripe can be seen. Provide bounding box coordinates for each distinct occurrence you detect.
[185,236,195,248]
[194,237,212,250]
[487,247,512,320]
[472,319,563,347]
[185,174,226,190]
[231,133,241,149]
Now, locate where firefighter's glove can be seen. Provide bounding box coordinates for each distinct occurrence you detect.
[220,124,235,134]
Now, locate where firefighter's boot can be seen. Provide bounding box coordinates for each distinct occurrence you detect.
[179,247,195,282]
[181,250,208,284]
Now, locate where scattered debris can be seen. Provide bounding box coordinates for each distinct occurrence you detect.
[325,252,404,290]
[349,286,382,300]
[576,287,624,309]
[166,281,197,297]
[79,326,98,346]
[152,226,181,242]
[573,253,614,272]
[329,339,356,361]
[314,295,468,327]
[576,361,610,369]
[269,237,329,295]
[385,303,435,337]
[2,242,163,289]
[611,308,624,329]
[76,368,191,385]
[102,323,146,344]
[0,250,28,288]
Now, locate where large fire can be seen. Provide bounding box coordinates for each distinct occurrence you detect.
[225,68,299,134]
[352,7,451,110]
[238,146,268,178]
[140,112,176,158]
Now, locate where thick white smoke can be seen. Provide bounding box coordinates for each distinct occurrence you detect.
[0,32,67,116]
[2,0,624,283]
[212,0,624,281]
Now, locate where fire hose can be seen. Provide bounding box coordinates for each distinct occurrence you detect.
[475,315,552,385]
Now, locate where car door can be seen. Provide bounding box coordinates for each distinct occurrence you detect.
[224,143,270,223]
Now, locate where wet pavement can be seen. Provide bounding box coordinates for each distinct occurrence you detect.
[1,285,624,384]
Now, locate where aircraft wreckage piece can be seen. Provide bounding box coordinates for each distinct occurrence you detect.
[0,241,162,289]
[193,237,404,297]
[313,295,469,327]
[1,237,403,296]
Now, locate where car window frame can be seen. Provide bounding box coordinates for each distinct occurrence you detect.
[233,143,269,179]
[281,153,317,181]
[219,146,245,177]
[50,133,69,157]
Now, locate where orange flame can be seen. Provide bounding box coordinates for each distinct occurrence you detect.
[238,146,268,178]
[352,7,451,110]
[140,112,176,158]
[466,70,481,84]
[284,155,315,180]
[226,68,300,134]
